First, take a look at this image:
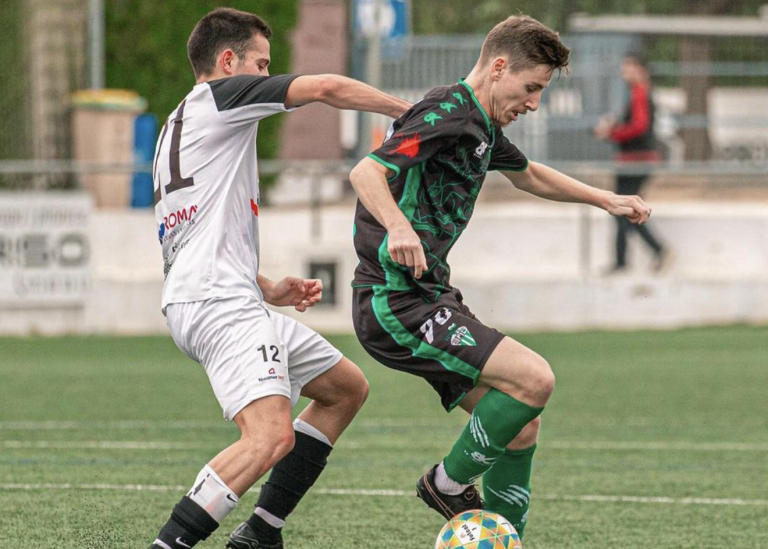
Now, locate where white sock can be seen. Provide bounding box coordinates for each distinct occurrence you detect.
[254,506,285,528]
[434,461,472,495]
[293,418,333,447]
[187,464,239,523]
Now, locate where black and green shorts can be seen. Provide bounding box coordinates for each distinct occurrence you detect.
[352,285,505,411]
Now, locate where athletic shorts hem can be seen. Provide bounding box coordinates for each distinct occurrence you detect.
[225,389,293,422]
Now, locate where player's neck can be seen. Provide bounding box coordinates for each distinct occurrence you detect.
[196,69,231,85]
[462,72,492,115]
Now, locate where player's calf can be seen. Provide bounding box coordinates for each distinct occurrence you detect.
[482,418,541,539]
[148,466,238,549]
[423,388,543,509]
[229,420,336,549]
[414,338,552,521]
[229,361,368,548]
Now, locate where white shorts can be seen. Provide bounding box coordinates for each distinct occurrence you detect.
[166,295,343,420]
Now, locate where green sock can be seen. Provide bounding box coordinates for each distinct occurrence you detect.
[483,444,536,538]
[442,389,543,485]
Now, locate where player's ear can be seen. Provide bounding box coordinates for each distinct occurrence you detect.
[491,58,506,81]
[220,49,237,75]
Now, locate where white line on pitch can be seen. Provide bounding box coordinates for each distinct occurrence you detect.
[0,418,453,431]
[0,441,205,450]
[341,440,768,452]
[539,494,768,506]
[0,420,227,431]
[3,439,768,452]
[1,483,767,507]
[544,441,768,452]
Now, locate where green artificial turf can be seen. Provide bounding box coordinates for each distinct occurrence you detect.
[1,326,766,548]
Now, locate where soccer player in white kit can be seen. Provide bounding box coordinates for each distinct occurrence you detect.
[147,8,409,549]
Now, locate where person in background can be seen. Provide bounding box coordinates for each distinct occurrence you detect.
[595,54,671,274]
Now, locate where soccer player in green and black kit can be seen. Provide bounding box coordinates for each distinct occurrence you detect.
[349,15,652,538]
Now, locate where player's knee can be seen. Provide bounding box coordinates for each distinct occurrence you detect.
[522,355,555,404]
[242,424,295,467]
[347,368,370,412]
[321,362,370,413]
[535,362,556,402]
[271,428,296,463]
[540,363,556,397]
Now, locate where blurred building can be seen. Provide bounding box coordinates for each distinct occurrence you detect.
[0,0,89,189]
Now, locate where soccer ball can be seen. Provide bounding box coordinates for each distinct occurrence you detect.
[434,509,522,549]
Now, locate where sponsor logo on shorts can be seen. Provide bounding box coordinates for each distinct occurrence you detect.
[258,368,285,383]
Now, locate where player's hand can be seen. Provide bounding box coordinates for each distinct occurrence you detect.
[606,193,652,224]
[387,223,428,279]
[266,276,323,312]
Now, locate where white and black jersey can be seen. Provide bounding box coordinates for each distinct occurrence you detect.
[153,74,299,311]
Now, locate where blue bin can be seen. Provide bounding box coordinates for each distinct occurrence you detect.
[131,113,158,208]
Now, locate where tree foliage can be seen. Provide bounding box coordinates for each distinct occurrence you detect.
[105,0,296,161]
[0,0,27,161]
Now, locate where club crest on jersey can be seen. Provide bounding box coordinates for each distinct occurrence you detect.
[250,198,259,217]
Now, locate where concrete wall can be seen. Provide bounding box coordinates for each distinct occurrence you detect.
[2,201,768,336]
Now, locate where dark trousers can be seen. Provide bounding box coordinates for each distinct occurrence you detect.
[615,174,663,267]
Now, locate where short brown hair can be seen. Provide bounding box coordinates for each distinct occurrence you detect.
[187,8,272,78]
[480,16,570,74]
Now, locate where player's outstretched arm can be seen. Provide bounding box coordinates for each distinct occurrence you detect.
[257,274,323,312]
[502,161,651,224]
[349,157,427,278]
[284,74,410,118]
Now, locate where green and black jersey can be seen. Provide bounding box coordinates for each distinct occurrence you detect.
[352,79,529,301]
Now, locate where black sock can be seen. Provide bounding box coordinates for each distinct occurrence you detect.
[247,431,333,531]
[152,496,219,549]
[244,513,283,545]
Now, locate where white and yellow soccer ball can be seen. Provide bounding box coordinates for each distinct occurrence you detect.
[434,509,522,549]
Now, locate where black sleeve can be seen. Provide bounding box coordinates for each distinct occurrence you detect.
[209,74,299,111]
[488,129,529,172]
[368,88,466,178]
[208,74,300,126]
